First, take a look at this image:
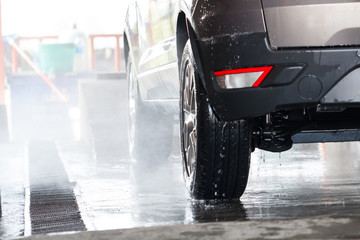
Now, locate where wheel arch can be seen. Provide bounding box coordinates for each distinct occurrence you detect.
[176,11,207,93]
[176,12,188,70]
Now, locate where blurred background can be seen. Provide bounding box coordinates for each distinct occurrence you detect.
[1,1,360,239]
[0,0,131,145]
[0,1,135,237]
[2,0,129,75]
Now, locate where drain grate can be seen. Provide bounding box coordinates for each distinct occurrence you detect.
[27,141,86,234]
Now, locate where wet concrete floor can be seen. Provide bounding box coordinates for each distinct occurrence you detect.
[1,74,360,238]
[61,142,360,229]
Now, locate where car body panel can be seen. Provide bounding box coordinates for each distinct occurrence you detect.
[322,68,360,104]
[196,33,360,120]
[124,0,360,120]
[191,0,265,40]
[125,0,179,100]
[262,0,360,48]
[125,0,266,101]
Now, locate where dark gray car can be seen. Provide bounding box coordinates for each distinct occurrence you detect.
[124,0,360,200]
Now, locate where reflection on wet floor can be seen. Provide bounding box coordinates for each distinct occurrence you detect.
[244,143,360,219]
[0,144,26,239]
[1,76,360,238]
[61,141,360,231]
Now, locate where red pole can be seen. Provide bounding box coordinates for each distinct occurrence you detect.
[0,0,9,143]
[0,0,5,105]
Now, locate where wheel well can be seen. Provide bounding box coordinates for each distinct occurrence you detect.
[176,12,189,69]
[123,33,130,68]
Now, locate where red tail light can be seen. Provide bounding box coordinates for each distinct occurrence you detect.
[215,66,273,89]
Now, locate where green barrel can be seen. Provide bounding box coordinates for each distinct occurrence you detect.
[39,43,76,74]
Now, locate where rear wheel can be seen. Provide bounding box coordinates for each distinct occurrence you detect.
[127,55,173,162]
[180,41,252,200]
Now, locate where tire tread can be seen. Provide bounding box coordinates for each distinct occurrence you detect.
[180,41,251,200]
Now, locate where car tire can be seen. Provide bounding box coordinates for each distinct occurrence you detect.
[180,40,252,200]
[127,55,173,163]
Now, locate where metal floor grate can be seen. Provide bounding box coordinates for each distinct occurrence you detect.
[28,141,86,235]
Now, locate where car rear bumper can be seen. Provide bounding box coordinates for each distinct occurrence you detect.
[197,33,360,121]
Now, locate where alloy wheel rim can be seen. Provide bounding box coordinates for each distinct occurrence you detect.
[182,61,197,177]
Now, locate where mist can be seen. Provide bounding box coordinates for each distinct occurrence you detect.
[1,1,360,239]
[0,24,186,235]
[0,0,185,235]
